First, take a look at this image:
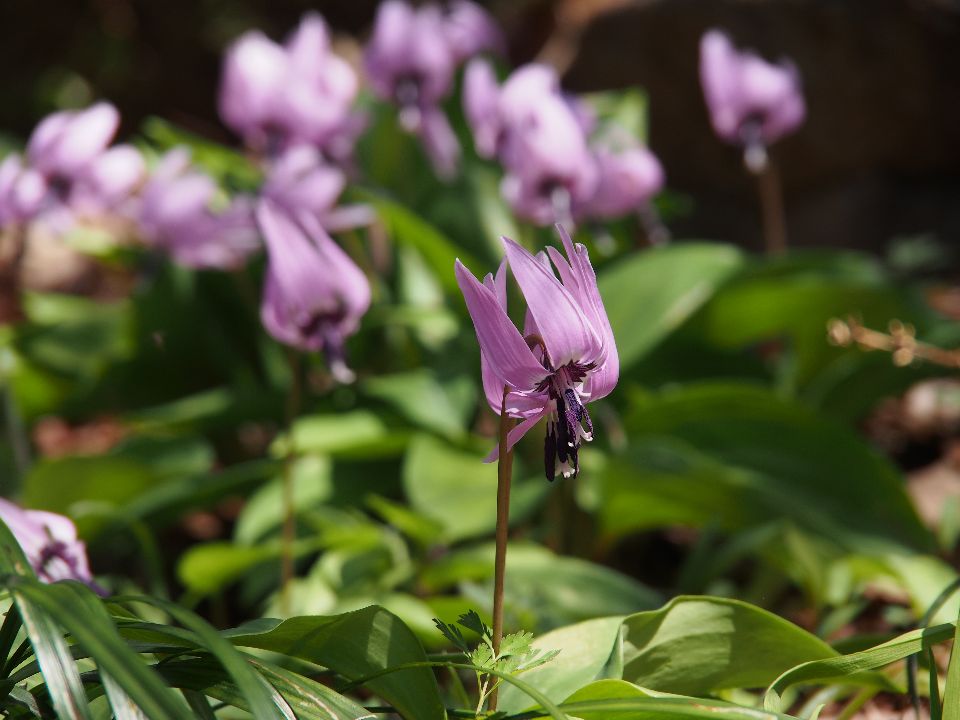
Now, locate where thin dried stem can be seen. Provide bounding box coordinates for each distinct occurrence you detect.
[488,386,516,713]
[827,316,960,369]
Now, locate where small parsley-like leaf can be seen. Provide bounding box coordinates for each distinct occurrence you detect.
[433,617,470,653]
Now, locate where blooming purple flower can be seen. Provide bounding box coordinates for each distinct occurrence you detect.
[139,148,259,270]
[364,0,464,178]
[442,0,504,64]
[699,29,806,170]
[455,225,618,479]
[465,62,599,225]
[261,146,375,233]
[257,199,370,382]
[0,499,99,590]
[219,13,359,157]
[0,103,144,232]
[584,140,664,220]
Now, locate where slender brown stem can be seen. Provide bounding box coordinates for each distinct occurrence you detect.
[280,350,302,614]
[488,386,516,713]
[755,160,787,256]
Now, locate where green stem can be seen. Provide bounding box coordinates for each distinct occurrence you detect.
[280,350,302,614]
[489,386,516,713]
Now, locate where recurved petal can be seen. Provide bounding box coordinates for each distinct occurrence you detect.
[38,103,120,176]
[484,399,551,462]
[418,106,460,180]
[555,225,619,399]
[503,236,601,369]
[456,258,548,392]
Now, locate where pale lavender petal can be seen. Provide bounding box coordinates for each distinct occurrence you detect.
[503,236,601,369]
[484,400,551,462]
[455,258,548,392]
[443,0,504,63]
[219,31,289,139]
[418,106,460,179]
[323,204,376,232]
[463,59,501,158]
[86,144,145,205]
[555,225,618,399]
[31,103,120,176]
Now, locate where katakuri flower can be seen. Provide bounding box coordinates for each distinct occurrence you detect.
[441,0,504,64]
[699,29,806,171]
[364,0,462,178]
[464,61,599,225]
[455,225,618,479]
[0,499,100,590]
[261,145,375,233]
[139,148,259,270]
[257,199,370,382]
[584,133,664,220]
[219,13,359,158]
[0,103,144,232]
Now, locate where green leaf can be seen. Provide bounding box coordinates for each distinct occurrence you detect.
[119,595,291,720]
[622,596,838,695]
[763,622,955,712]
[362,192,482,294]
[402,434,547,542]
[361,371,474,439]
[548,680,799,719]
[234,456,333,544]
[10,580,188,719]
[497,616,625,712]
[598,243,744,370]
[177,539,322,596]
[604,383,931,552]
[272,410,407,458]
[226,605,445,720]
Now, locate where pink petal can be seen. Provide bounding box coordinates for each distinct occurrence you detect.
[502,236,601,369]
[455,259,548,393]
[484,400,551,462]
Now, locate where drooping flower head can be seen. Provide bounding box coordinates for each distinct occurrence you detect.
[0,499,100,591]
[441,0,504,64]
[464,61,598,224]
[465,61,665,227]
[455,225,618,479]
[261,145,375,233]
[0,103,144,233]
[256,199,370,382]
[699,29,806,171]
[219,13,360,158]
[139,148,259,270]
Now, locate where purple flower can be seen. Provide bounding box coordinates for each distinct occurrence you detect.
[139,148,259,270]
[364,0,473,179]
[0,499,99,590]
[442,0,504,64]
[257,199,370,382]
[219,13,359,157]
[261,146,374,233]
[699,29,806,168]
[583,141,664,220]
[1,103,144,232]
[464,62,599,225]
[455,225,618,479]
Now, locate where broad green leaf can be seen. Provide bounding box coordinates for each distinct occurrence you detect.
[234,456,333,544]
[598,243,744,370]
[604,383,931,551]
[402,434,547,542]
[622,596,837,695]
[226,605,445,720]
[272,410,407,458]
[177,538,322,596]
[497,617,625,712]
[361,371,474,439]
[763,622,954,712]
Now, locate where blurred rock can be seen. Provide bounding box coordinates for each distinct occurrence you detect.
[566,0,960,255]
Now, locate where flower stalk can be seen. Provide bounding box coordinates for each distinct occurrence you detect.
[754,158,787,256]
[280,349,302,614]
[828,316,960,369]
[489,386,516,713]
